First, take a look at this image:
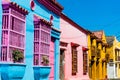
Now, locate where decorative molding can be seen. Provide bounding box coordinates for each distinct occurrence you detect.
[37,0,63,15]
[82,47,89,51]
[30,0,35,11]
[51,26,61,33]
[60,41,68,47]
[40,18,53,26]
[71,42,80,47]
[34,15,52,26]
[2,2,28,15]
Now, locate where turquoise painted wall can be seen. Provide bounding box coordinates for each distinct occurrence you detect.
[9,0,61,80]
[11,0,60,29]
[23,12,34,80]
[54,39,60,80]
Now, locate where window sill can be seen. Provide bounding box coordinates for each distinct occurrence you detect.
[0,63,26,80]
[33,66,51,79]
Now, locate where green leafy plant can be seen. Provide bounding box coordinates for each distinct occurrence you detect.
[41,56,49,66]
[12,49,24,63]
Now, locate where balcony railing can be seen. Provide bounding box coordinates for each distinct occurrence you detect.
[91,46,96,57]
[96,49,101,58]
[117,56,120,61]
[115,55,120,61]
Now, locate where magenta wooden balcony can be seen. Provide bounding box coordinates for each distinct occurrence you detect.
[0,63,26,80]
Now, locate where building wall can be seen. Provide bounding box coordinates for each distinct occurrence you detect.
[1,0,61,80]
[106,46,115,78]
[60,18,89,80]
[88,32,107,80]
[107,63,115,79]
[117,42,120,78]
[88,37,97,80]
[107,38,120,79]
[87,34,92,79]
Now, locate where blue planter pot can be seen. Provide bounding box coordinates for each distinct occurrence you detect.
[33,66,51,80]
[0,63,26,80]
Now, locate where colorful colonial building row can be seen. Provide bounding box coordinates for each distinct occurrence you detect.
[0,0,120,80]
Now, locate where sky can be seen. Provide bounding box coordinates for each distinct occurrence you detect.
[57,0,120,40]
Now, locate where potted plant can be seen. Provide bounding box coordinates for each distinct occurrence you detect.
[0,49,26,80]
[41,56,49,66]
[12,49,24,63]
[33,56,51,80]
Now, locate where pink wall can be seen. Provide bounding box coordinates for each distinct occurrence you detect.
[49,39,54,80]
[60,17,90,80]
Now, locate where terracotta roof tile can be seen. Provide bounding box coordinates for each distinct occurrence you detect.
[34,15,53,26]
[2,2,28,15]
[92,30,103,39]
[90,33,98,39]
[40,18,52,26]
[10,2,28,15]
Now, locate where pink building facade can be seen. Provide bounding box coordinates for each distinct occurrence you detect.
[60,13,90,80]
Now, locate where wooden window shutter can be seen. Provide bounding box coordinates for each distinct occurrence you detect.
[72,46,77,75]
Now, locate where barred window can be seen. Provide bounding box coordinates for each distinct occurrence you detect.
[72,46,77,75]
[33,15,51,66]
[83,50,88,75]
[1,3,27,62]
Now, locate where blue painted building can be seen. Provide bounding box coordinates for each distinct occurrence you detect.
[0,0,63,80]
[0,0,2,48]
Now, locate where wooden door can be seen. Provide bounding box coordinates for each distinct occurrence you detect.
[60,49,65,80]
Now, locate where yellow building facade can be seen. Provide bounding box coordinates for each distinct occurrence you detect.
[88,31,108,80]
[106,36,120,79]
